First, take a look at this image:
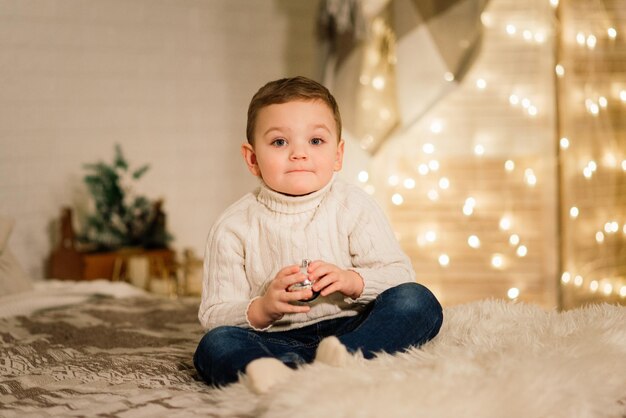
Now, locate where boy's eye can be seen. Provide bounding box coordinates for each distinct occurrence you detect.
[310,137,324,145]
[271,138,287,147]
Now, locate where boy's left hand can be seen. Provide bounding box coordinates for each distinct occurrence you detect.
[308,260,364,300]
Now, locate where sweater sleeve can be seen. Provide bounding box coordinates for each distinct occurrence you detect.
[197,212,254,331]
[345,186,415,304]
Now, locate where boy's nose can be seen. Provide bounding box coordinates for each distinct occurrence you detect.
[290,146,308,160]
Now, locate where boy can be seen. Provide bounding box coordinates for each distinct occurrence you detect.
[194,76,442,394]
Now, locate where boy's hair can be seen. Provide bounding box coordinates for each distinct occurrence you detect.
[246,76,342,145]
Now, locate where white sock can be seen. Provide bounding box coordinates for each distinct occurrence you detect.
[244,357,294,394]
[315,336,349,367]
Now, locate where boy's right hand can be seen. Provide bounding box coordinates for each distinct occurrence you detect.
[248,265,312,329]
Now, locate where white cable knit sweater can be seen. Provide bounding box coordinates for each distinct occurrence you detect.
[198,175,415,332]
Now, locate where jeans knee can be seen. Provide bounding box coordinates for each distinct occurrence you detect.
[387,283,443,327]
[194,326,242,375]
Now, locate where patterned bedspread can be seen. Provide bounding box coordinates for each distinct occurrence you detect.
[0,295,221,417]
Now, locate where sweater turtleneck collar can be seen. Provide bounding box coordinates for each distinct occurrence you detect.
[256,174,337,215]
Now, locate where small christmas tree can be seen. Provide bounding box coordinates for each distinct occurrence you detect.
[79,144,172,251]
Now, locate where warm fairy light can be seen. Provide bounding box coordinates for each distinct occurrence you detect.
[595,231,604,243]
[620,286,626,298]
[372,76,386,90]
[403,178,416,189]
[516,245,528,257]
[599,96,608,107]
[534,33,545,43]
[569,206,579,218]
[463,197,476,216]
[574,275,583,287]
[521,98,531,109]
[468,235,481,248]
[358,170,369,183]
[491,254,504,269]
[427,189,439,201]
[528,106,538,116]
[576,32,586,45]
[608,27,617,39]
[622,160,626,171]
[476,78,487,89]
[430,120,443,134]
[438,254,450,267]
[509,94,520,105]
[418,164,429,175]
[364,185,375,195]
[428,160,440,171]
[602,282,613,296]
[425,230,437,243]
[560,137,570,149]
[509,234,520,246]
[524,168,537,186]
[438,177,450,189]
[444,72,455,82]
[589,102,600,115]
[586,35,597,49]
[507,287,520,299]
[499,216,512,231]
[423,143,435,154]
[391,193,404,205]
[555,64,565,77]
[506,24,516,35]
[561,272,571,284]
[505,160,515,171]
[550,0,559,8]
[620,90,626,102]
[604,221,619,233]
[590,280,599,293]
[523,30,532,41]
[388,175,400,186]
[474,144,485,156]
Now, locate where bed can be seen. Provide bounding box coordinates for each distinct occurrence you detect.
[1,219,625,417]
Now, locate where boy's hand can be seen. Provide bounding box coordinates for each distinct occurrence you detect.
[308,260,364,300]
[248,264,312,328]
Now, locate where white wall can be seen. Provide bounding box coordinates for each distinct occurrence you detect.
[0,0,322,279]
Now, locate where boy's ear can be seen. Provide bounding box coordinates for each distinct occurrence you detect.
[241,143,261,177]
[333,140,345,172]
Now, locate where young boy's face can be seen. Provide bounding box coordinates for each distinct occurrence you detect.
[242,100,344,196]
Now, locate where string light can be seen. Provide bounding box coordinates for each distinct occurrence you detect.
[491,254,505,269]
[391,193,404,205]
[569,206,579,218]
[561,272,571,284]
[388,175,400,186]
[555,64,565,77]
[476,78,487,89]
[468,235,481,248]
[507,287,520,299]
[505,160,515,171]
[403,178,416,189]
[607,27,617,39]
[509,234,520,246]
[438,254,450,267]
[438,177,450,189]
[423,143,435,154]
[474,144,485,156]
[358,171,369,183]
[516,245,528,257]
[560,137,570,149]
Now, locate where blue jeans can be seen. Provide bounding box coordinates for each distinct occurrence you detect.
[193,282,443,387]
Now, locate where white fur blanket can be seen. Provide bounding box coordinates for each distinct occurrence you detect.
[209,300,626,418]
[1,296,624,417]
